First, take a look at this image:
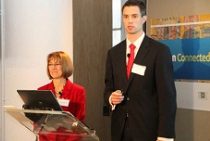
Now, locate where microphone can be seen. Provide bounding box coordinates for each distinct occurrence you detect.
[58,91,62,97]
[127,53,130,58]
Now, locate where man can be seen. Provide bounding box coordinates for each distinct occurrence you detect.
[104,0,177,141]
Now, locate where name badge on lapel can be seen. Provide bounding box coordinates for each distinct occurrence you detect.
[131,63,146,76]
[57,98,70,107]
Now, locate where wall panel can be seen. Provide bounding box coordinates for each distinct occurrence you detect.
[1,0,73,140]
[73,0,112,141]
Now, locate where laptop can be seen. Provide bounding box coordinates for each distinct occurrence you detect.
[17,90,62,111]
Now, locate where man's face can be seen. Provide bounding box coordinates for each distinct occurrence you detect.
[122,6,146,35]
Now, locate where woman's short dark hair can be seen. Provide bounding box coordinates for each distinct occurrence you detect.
[122,0,146,16]
[47,51,73,79]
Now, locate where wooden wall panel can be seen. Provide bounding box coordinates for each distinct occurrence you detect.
[73,1,112,141]
[176,109,210,141]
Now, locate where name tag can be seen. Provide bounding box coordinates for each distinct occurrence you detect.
[57,98,70,107]
[131,63,146,76]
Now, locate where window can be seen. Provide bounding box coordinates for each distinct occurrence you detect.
[112,0,124,46]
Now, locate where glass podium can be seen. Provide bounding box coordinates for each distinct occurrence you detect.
[4,106,99,141]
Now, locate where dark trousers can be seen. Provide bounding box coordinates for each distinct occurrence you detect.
[121,117,133,141]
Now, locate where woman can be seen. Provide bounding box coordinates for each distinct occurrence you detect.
[38,51,86,141]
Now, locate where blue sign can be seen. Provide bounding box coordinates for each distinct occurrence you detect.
[161,38,210,80]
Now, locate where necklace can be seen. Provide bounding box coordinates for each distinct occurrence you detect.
[55,90,62,98]
[53,78,66,98]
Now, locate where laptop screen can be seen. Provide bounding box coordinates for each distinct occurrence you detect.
[17,90,62,111]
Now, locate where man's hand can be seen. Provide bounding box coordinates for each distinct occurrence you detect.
[111,90,124,105]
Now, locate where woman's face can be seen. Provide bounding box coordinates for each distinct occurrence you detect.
[48,58,63,79]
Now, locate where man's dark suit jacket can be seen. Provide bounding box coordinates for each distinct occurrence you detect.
[104,35,177,141]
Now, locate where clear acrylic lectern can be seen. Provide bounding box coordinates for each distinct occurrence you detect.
[4,106,99,141]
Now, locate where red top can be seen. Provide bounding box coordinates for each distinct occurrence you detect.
[38,79,86,121]
[37,79,86,141]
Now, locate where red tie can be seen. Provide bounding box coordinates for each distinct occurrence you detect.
[127,44,136,79]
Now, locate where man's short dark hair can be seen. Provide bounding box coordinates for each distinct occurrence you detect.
[122,0,146,16]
